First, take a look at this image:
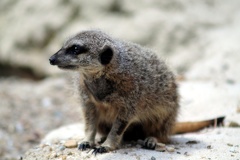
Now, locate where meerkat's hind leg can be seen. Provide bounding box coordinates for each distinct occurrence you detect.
[142,137,158,150]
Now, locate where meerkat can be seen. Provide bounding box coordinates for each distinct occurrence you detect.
[49,30,224,154]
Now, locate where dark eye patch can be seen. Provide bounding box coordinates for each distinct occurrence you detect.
[67,44,88,55]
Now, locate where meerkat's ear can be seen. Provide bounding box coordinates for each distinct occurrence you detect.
[99,45,114,65]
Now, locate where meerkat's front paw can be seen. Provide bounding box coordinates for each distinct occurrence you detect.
[92,140,117,155]
[78,141,94,151]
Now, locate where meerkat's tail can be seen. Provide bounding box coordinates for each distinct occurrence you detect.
[172,116,225,134]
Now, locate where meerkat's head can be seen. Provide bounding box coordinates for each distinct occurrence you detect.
[49,30,116,72]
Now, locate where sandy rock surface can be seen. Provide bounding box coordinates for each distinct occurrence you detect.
[21,81,240,160]
[23,128,240,160]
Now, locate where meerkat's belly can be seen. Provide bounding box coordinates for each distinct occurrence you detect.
[96,104,117,136]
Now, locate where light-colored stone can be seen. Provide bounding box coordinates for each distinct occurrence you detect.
[50,151,57,158]
[166,146,175,152]
[64,140,77,148]
[157,143,166,147]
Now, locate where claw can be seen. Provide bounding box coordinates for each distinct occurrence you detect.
[143,137,157,150]
[78,141,91,151]
[92,146,108,155]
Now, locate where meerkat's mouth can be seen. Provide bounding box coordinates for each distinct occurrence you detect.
[58,65,79,70]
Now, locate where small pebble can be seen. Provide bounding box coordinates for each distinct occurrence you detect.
[157,143,165,147]
[228,121,240,127]
[207,145,212,149]
[61,155,67,160]
[184,152,190,156]
[166,146,175,152]
[57,152,62,157]
[64,140,77,148]
[67,151,73,155]
[229,147,239,153]
[43,146,52,152]
[50,152,57,158]
[59,145,66,151]
[151,156,156,160]
[186,140,198,145]
[40,144,47,148]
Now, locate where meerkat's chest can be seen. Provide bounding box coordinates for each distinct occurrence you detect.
[84,76,115,102]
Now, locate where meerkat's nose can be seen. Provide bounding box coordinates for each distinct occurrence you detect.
[49,56,56,65]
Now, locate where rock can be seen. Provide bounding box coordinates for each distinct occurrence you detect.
[166,146,175,152]
[43,146,52,152]
[229,147,239,153]
[184,152,190,156]
[151,156,156,160]
[227,143,233,147]
[22,125,240,160]
[185,140,198,145]
[50,152,57,158]
[61,155,67,160]
[157,143,166,147]
[228,121,240,127]
[59,145,66,151]
[207,145,212,149]
[64,140,77,148]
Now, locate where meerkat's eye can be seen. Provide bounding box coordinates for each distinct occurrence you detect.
[68,45,88,55]
[73,45,79,50]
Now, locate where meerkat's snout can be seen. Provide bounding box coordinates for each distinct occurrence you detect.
[49,48,82,70]
[49,55,57,65]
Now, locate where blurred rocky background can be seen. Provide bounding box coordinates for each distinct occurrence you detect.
[0,0,240,159]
